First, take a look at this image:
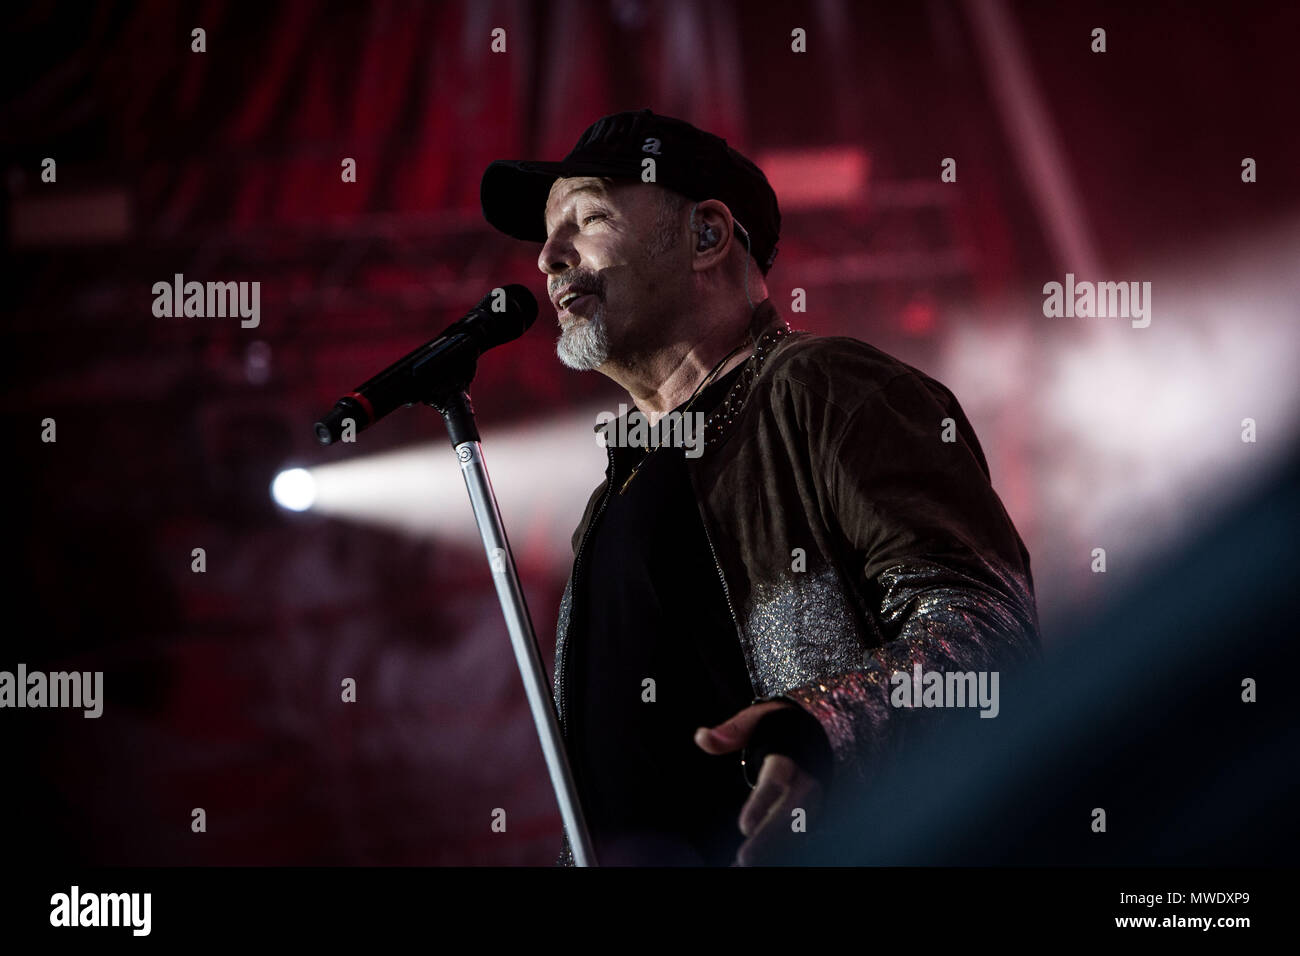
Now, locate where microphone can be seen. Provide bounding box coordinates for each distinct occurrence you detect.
[314,284,538,445]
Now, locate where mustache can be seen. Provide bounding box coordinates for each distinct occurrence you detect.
[550,272,604,301]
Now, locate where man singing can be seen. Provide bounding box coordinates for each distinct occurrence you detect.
[480,109,1039,866]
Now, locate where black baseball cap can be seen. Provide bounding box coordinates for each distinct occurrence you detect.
[480,108,780,274]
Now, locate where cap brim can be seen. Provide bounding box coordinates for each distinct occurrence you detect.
[480,159,638,243]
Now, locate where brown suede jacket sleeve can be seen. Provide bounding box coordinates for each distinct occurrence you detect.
[770,360,1042,790]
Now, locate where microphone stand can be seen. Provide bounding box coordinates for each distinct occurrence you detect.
[424,354,597,867]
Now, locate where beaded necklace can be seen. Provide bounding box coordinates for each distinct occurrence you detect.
[700,324,794,448]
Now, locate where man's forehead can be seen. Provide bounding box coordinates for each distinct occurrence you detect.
[548,175,611,200]
[546,176,611,216]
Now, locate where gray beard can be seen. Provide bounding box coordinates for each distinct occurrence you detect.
[556,313,610,371]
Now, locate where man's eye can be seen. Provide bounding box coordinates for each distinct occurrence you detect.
[581,213,606,225]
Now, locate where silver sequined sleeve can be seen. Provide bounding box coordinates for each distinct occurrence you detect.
[777,557,1040,790]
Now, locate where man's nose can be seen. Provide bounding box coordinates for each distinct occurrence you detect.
[538,231,578,277]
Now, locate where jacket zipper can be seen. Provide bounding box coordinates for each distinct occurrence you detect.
[693,477,768,712]
[686,348,781,707]
[696,494,741,653]
[557,441,617,743]
[688,440,792,750]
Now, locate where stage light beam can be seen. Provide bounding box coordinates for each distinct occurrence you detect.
[272,468,317,512]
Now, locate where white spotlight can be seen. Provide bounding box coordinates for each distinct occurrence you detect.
[272,468,317,512]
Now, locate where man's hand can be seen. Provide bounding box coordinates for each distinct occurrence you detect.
[694,701,825,866]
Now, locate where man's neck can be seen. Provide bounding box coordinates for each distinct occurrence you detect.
[612,305,757,426]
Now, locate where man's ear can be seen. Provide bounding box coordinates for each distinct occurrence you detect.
[690,199,736,272]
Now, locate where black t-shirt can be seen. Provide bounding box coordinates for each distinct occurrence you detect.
[570,362,757,866]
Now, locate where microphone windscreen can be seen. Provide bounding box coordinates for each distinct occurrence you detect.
[468,284,538,349]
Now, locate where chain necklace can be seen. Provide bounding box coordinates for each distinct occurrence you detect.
[616,339,751,495]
